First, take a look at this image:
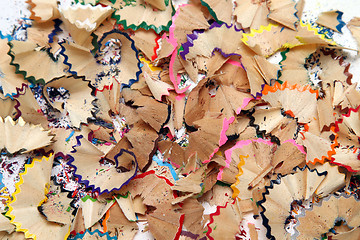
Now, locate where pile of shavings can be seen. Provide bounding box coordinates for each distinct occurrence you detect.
[1,0,360,239]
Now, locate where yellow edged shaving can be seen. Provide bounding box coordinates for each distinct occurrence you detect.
[5,154,70,240]
[241,23,279,47]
